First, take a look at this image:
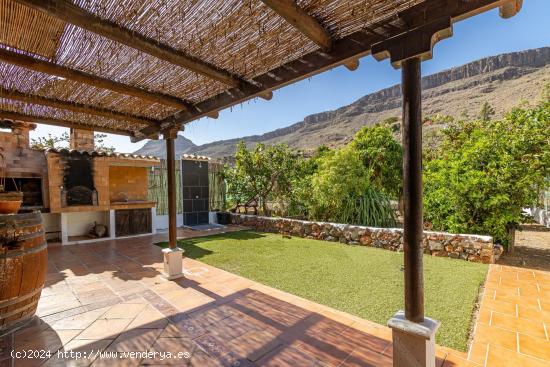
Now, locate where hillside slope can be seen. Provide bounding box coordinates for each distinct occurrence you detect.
[136,47,550,159]
[134,134,197,158]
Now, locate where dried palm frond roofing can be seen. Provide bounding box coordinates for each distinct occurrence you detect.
[0,0,521,138]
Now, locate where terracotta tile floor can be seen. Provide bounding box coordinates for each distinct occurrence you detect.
[2,234,545,366]
[468,264,550,366]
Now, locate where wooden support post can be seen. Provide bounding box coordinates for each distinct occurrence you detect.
[402,57,424,323]
[165,131,177,249]
[386,57,439,367]
[161,127,185,280]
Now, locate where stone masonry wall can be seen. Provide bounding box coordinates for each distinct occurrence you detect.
[231,214,499,264]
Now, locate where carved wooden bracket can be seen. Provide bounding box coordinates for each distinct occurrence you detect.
[371,17,452,69]
[344,59,360,71]
[162,125,183,140]
[130,133,158,143]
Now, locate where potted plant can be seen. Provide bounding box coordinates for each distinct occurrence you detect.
[0,147,23,214]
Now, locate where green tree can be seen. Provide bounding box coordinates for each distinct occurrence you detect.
[224,142,299,216]
[31,132,70,149]
[307,146,369,221]
[351,126,403,199]
[94,133,116,154]
[30,132,115,153]
[424,100,550,245]
[288,145,331,217]
[478,101,495,122]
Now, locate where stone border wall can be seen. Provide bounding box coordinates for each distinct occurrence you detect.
[231,214,499,264]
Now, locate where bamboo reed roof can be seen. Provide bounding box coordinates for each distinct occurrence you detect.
[0,0,522,139]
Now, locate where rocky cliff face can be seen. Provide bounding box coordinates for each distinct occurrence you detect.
[135,47,550,159]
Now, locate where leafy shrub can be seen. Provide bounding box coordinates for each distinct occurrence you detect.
[351,125,402,199]
[307,146,368,221]
[424,100,550,244]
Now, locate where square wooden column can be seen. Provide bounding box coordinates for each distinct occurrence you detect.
[388,57,439,367]
[162,128,184,280]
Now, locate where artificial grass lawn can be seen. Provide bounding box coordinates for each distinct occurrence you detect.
[158,230,488,351]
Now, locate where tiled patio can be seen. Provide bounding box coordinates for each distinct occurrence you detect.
[3,234,547,367]
[468,264,550,366]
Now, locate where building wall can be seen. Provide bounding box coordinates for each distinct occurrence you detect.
[46,153,64,211]
[155,213,184,230]
[42,212,61,241]
[531,207,550,228]
[109,166,149,202]
[93,157,110,208]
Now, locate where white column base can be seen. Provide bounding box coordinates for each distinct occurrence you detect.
[109,209,116,239]
[60,212,69,245]
[162,247,185,280]
[387,310,440,367]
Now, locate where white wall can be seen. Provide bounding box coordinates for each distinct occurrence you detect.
[531,207,550,228]
[42,212,61,240]
[154,211,218,230]
[64,211,110,237]
[154,213,184,230]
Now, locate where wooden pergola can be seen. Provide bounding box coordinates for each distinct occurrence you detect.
[0,0,522,365]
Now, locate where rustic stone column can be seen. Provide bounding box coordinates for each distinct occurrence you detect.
[69,128,95,151]
[161,127,184,280]
[388,57,439,367]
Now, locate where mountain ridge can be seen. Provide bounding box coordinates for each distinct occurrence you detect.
[135,47,550,159]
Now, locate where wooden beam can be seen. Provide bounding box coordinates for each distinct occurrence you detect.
[372,17,453,68]
[0,110,133,136]
[344,59,360,71]
[261,0,332,51]
[0,88,159,127]
[133,0,518,138]
[259,91,273,101]
[500,0,523,18]
[0,48,191,110]
[206,111,219,119]
[14,0,242,88]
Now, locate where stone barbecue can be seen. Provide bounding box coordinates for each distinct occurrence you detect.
[0,121,159,245]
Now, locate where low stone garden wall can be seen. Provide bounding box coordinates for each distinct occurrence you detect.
[231,214,500,264]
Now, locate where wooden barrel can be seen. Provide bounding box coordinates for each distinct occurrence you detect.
[0,212,47,335]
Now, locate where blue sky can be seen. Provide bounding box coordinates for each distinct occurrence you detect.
[31,0,550,153]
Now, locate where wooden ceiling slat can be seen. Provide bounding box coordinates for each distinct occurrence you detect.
[14,0,243,88]
[0,47,192,110]
[0,88,159,126]
[0,109,132,136]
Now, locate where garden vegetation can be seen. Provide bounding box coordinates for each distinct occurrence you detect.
[225,87,550,244]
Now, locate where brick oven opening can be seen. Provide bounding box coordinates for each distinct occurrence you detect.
[62,152,97,206]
